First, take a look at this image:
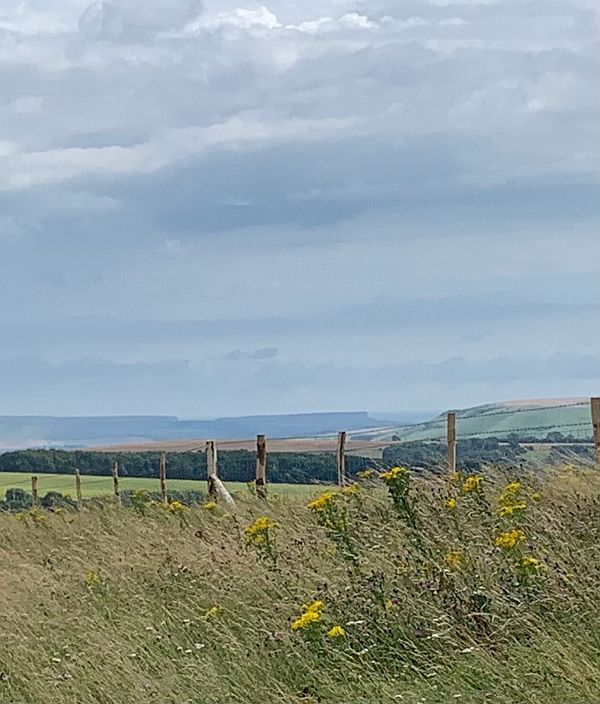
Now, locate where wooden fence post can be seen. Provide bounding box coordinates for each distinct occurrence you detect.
[592,397,600,469]
[206,441,218,501]
[112,460,121,506]
[31,476,38,508]
[159,452,167,504]
[336,431,346,488]
[75,469,83,510]
[256,434,267,499]
[447,412,457,473]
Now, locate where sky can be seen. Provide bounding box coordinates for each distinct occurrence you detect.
[0,0,599,417]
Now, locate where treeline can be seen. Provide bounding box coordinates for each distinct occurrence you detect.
[383,438,529,471]
[507,431,593,444]
[0,449,375,484]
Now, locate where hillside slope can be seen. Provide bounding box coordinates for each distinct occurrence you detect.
[1,467,600,703]
[367,397,593,441]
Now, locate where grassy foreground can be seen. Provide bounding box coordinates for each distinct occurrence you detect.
[1,466,600,703]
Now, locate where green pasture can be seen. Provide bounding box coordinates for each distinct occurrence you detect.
[0,471,322,499]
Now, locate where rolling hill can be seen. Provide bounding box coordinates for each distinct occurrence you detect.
[0,412,397,451]
[361,397,594,442]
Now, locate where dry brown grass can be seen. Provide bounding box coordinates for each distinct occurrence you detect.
[1,465,600,703]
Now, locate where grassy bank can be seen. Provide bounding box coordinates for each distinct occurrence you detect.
[1,465,599,703]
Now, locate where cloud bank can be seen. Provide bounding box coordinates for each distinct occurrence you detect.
[0,0,598,415]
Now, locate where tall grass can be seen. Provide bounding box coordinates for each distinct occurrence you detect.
[1,465,600,703]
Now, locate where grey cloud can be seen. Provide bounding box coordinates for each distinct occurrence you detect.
[1,0,598,193]
[0,289,596,368]
[78,0,203,41]
[0,352,596,416]
[221,348,279,362]
[0,0,597,415]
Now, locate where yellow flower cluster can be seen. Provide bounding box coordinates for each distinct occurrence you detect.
[84,570,99,587]
[444,550,462,569]
[445,497,457,510]
[519,556,543,572]
[245,516,278,545]
[498,502,527,518]
[204,605,219,620]
[495,528,525,550]
[307,491,337,512]
[327,625,346,638]
[341,483,359,496]
[168,500,185,514]
[356,469,374,480]
[380,466,408,482]
[203,501,217,511]
[498,481,528,517]
[291,600,323,631]
[462,475,483,494]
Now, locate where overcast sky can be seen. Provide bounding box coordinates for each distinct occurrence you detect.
[1,0,598,417]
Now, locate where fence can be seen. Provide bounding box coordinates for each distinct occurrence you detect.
[0,397,598,507]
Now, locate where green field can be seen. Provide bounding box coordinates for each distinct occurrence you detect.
[0,471,322,499]
[374,400,594,441]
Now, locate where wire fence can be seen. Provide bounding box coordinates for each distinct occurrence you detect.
[0,398,597,501]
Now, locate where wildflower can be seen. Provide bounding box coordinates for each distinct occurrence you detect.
[462,475,482,494]
[244,516,278,545]
[204,605,219,621]
[357,469,374,480]
[498,481,525,510]
[307,491,337,512]
[291,600,323,631]
[291,610,321,631]
[245,516,278,563]
[498,502,527,518]
[380,466,415,527]
[203,501,217,511]
[380,466,408,483]
[308,490,356,560]
[168,500,185,514]
[445,498,457,510]
[444,550,462,569]
[341,483,359,496]
[327,625,346,638]
[84,571,99,587]
[495,529,525,550]
[531,492,541,502]
[519,556,543,572]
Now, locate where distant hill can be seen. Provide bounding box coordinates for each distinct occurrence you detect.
[364,397,594,441]
[0,412,394,451]
[0,399,593,452]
